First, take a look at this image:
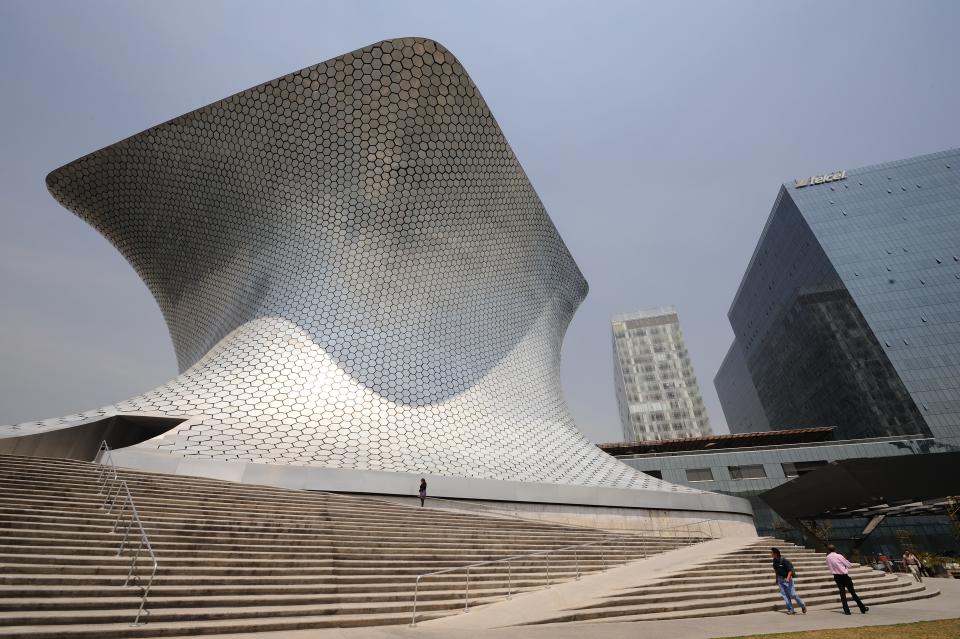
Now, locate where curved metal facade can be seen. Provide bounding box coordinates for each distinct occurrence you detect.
[10,38,696,492]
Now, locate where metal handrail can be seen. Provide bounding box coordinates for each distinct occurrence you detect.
[418,496,629,533]
[653,518,722,539]
[408,517,724,626]
[417,495,721,539]
[94,441,158,626]
[409,532,649,626]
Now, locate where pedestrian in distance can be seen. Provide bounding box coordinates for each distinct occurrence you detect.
[878,552,892,572]
[825,544,869,615]
[903,550,923,582]
[771,547,806,615]
[418,477,427,507]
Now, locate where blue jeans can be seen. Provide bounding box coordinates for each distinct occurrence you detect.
[778,578,806,612]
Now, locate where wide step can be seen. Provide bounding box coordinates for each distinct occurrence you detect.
[0,452,704,637]
[529,538,939,624]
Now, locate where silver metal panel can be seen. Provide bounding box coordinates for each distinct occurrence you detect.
[3,37,730,503]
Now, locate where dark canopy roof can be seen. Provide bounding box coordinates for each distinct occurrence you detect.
[599,427,834,456]
[760,451,960,520]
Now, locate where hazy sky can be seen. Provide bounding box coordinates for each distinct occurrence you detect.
[2,0,959,442]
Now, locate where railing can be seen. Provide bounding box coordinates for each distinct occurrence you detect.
[408,518,724,626]
[94,441,158,626]
[423,495,723,540]
[420,496,630,532]
[653,518,722,539]
[422,495,560,524]
[410,533,640,626]
[420,496,724,540]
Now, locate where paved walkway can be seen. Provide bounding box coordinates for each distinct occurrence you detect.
[175,577,959,639]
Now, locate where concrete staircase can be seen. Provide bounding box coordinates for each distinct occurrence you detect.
[0,453,704,637]
[532,538,938,623]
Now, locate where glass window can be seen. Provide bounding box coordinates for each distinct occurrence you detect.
[643,470,663,480]
[729,464,767,480]
[782,460,828,478]
[686,468,714,482]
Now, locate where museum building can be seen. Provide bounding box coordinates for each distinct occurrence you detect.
[0,37,751,533]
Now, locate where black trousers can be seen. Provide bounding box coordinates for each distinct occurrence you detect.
[833,574,866,613]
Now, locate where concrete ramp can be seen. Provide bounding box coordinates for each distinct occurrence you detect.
[424,537,938,628]
[422,537,755,629]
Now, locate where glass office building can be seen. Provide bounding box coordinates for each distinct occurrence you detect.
[717,149,960,446]
[612,307,712,441]
[714,344,770,434]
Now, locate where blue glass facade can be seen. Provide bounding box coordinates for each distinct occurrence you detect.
[715,344,770,434]
[718,149,960,446]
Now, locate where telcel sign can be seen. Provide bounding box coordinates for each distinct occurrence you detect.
[794,170,847,189]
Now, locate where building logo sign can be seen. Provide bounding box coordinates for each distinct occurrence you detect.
[794,170,847,189]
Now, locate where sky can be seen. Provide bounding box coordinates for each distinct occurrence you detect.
[1,0,959,443]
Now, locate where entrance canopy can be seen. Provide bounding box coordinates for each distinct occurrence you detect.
[760,451,960,520]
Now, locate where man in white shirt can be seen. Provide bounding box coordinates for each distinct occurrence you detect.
[825,544,869,615]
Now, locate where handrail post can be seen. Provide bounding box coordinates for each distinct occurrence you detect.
[106,478,116,513]
[94,441,106,465]
[114,492,130,534]
[410,576,421,627]
[112,491,122,532]
[546,551,551,588]
[95,439,157,627]
[132,559,156,627]
[104,479,116,513]
[125,536,144,587]
[96,461,108,495]
[407,532,656,626]
[106,477,122,515]
[118,500,135,556]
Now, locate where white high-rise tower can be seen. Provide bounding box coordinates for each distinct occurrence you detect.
[612,306,712,441]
